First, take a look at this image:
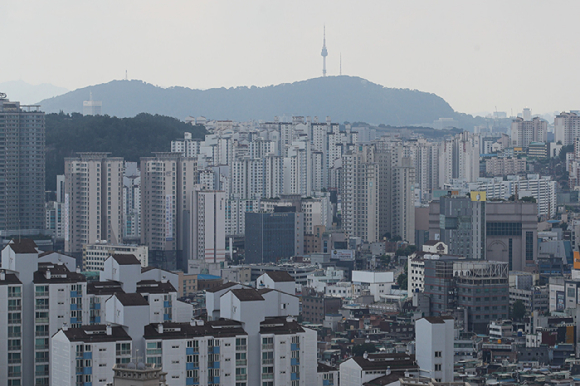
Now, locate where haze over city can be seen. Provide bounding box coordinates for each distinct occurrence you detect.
[2,0,580,115]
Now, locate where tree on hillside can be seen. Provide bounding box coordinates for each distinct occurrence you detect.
[44,113,206,190]
[511,300,526,320]
[352,343,377,357]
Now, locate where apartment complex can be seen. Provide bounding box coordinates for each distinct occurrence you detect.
[510,117,547,148]
[64,153,124,255]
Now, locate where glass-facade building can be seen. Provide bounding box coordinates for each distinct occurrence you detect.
[245,212,298,264]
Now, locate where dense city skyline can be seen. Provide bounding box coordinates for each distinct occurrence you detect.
[3,1,580,115]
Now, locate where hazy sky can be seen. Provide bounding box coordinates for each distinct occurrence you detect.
[2,1,580,115]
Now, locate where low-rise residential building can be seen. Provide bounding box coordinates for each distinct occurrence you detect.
[83,242,149,271]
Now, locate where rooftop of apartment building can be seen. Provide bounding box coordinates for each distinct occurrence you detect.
[62,325,132,343]
[143,320,247,339]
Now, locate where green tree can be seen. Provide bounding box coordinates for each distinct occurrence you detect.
[397,267,408,289]
[511,300,526,320]
[352,343,377,357]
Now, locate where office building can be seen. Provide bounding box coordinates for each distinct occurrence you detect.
[140,153,197,270]
[429,194,486,260]
[486,201,537,271]
[0,95,45,235]
[245,209,304,264]
[64,153,124,257]
[424,259,509,333]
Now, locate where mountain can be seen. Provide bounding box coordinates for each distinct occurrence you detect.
[0,80,68,105]
[37,76,485,128]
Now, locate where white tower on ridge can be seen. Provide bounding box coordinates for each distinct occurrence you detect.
[321,26,328,77]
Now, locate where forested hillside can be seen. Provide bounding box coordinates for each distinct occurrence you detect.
[45,112,206,190]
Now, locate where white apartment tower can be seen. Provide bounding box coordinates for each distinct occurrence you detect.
[555,112,580,146]
[190,188,226,265]
[510,117,547,148]
[439,132,480,187]
[342,145,379,242]
[140,153,197,270]
[64,153,124,255]
[171,132,201,157]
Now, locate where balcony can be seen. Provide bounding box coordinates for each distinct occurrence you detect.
[236,375,247,381]
[236,345,246,351]
[235,360,247,366]
[262,344,273,350]
[262,373,274,380]
[262,359,273,365]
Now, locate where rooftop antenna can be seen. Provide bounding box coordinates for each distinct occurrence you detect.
[125,70,128,81]
[321,26,328,77]
[340,53,342,76]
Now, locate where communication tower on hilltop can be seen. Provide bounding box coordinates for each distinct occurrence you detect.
[321,26,328,77]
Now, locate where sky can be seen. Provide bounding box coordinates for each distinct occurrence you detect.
[2,0,580,116]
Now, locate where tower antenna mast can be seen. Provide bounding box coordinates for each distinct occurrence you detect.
[321,26,328,77]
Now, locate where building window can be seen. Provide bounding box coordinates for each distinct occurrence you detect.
[435,364,442,371]
[434,351,442,358]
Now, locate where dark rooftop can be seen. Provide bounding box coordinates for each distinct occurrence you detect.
[317,362,337,373]
[0,271,22,285]
[264,271,295,282]
[423,240,441,246]
[62,325,131,342]
[205,281,244,293]
[8,239,38,254]
[112,254,141,265]
[351,353,417,371]
[260,317,304,335]
[363,371,407,385]
[33,264,86,284]
[230,288,265,302]
[422,316,453,324]
[115,293,149,306]
[87,281,125,296]
[136,280,177,294]
[143,321,247,339]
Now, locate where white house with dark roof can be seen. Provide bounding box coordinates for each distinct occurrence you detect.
[339,352,419,386]
[205,282,250,320]
[257,271,296,294]
[51,325,133,386]
[38,250,76,272]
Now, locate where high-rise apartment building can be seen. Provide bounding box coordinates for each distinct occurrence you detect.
[140,153,197,270]
[0,95,45,235]
[64,153,124,257]
[439,132,480,187]
[190,188,226,265]
[341,145,379,242]
[554,112,580,146]
[510,117,547,148]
